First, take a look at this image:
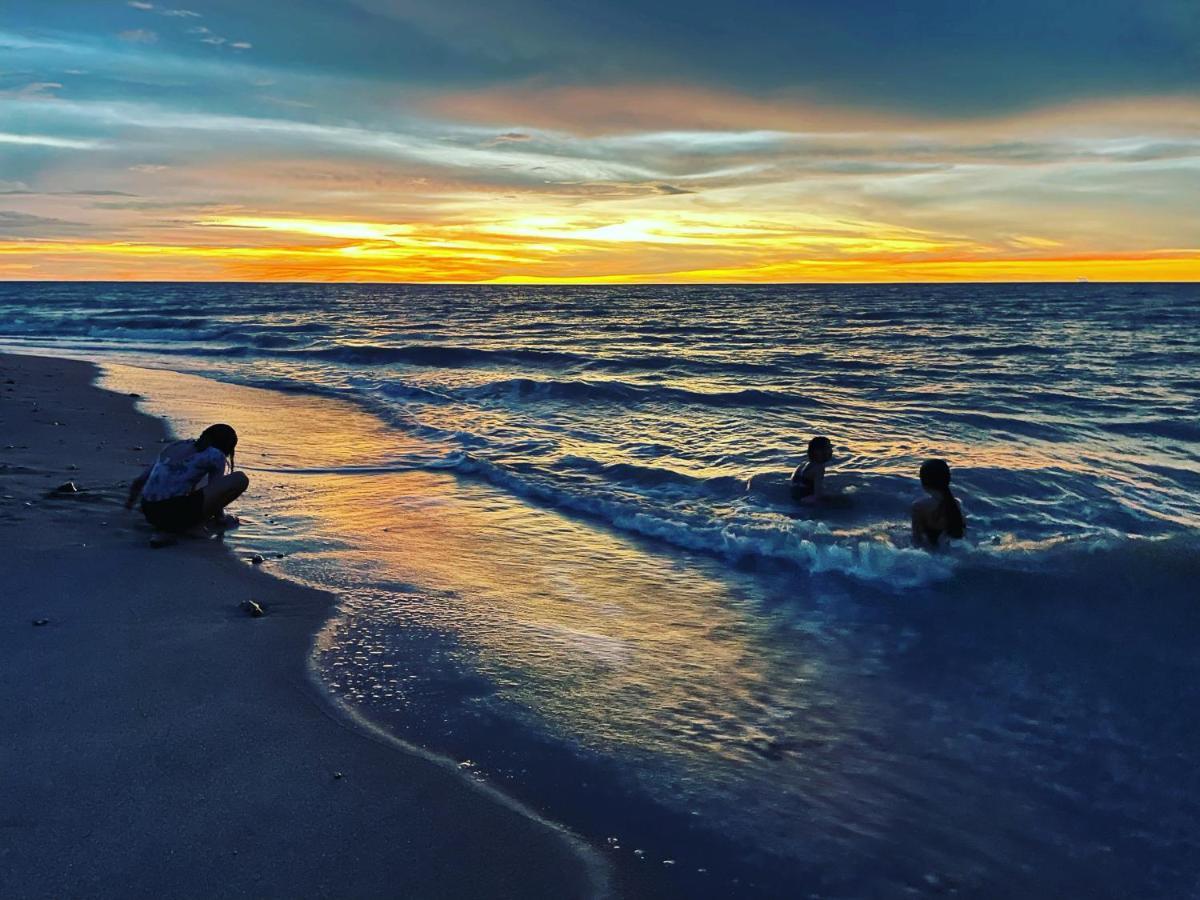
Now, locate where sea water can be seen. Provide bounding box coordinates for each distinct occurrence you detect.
[2,282,1198,897]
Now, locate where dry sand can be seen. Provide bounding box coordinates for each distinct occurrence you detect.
[0,352,609,899]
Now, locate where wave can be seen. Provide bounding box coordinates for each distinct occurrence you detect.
[9,324,786,378]
[1101,418,1200,443]
[552,454,748,497]
[0,318,317,350]
[451,454,951,588]
[958,342,1057,358]
[580,354,784,375]
[460,376,819,409]
[298,343,586,368]
[285,342,787,377]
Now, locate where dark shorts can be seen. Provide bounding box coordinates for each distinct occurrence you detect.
[141,490,206,532]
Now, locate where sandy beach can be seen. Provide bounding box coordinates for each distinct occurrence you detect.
[0,352,608,899]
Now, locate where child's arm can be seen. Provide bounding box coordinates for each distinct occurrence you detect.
[201,448,229,485]
[126,466,152,509]
[911,500,930,548]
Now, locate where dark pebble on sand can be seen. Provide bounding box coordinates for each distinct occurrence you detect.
[241,599,265,617]
[128,392,141,398]
[250,553,265,565]
[333,772,344,780]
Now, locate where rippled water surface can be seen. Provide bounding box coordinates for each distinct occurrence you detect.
[2,282,1198,897]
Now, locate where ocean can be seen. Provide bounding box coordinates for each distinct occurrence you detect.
[2,282,1198,897]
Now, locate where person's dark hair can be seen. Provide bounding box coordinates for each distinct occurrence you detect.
[197,423,237,458]
[919,458,965,539]
[807,435,831,459]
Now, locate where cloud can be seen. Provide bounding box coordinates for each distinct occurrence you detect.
[259,95,314,108]
[0,210,83,234]
[423,84,920,136]
[230,42,252,50]
[118,29,158,44]
[0,132,103,149]
[0,189,136,196]
[127,1,154,9]
[0,81,63,99]
[162,9,201,17]
[345,0,1200,115]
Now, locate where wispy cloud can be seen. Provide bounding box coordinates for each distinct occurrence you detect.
[117,29,158,44]
[0,210,84,234]
[0,132,103,149]
[0,82,63,99]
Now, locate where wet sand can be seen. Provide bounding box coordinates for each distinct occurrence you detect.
[0,352,608,899]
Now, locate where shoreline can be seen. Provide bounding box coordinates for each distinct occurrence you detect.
[0,351,610,899]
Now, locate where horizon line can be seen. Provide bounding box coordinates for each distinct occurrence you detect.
[1,278,1196,287]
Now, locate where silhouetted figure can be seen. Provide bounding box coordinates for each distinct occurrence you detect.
[126,423,248,537]
[791,435,834,504]
[911,458,965,549]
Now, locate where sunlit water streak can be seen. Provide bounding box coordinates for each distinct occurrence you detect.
[2,283,1198,897]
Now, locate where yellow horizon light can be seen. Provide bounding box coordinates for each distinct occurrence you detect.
[200,216,417,242]
[1,235,1196,283]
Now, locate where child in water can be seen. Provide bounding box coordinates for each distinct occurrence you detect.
[911,458,966,549]
[791,436,834,504]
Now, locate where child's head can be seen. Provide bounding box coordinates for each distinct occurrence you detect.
[198,423,238,457]
[919,458,952,493]
[807,435,833,462]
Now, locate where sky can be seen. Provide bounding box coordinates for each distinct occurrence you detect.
[1,0,1198,282]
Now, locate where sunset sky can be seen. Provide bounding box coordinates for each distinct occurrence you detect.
[2,0,1197,282]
